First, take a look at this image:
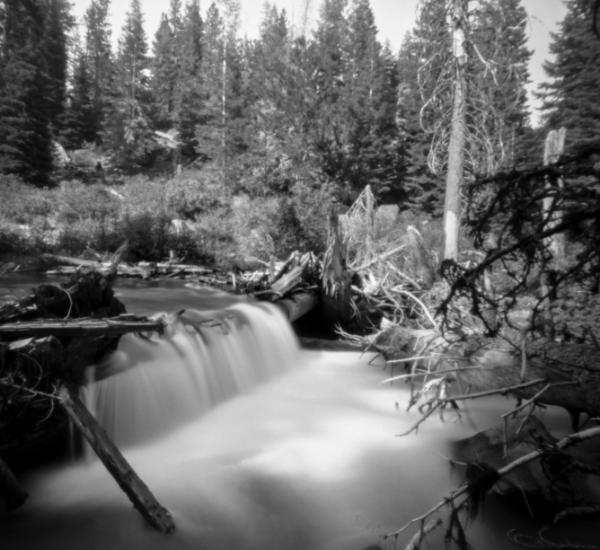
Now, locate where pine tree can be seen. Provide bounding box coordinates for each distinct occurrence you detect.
[174,0,204,158]
[470,0,531,171]
[103,0,154,169]
[196,0,244,171]
[342,0,403,201]
[540,0,600,152]
[151,13,177,129]
[196,2,225,163]
[84,0,114,144]
[308,0,350,194]
[0,0,72,185]
[61,34,96,148]
[244,4,294,194]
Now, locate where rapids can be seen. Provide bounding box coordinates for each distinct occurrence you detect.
[0,280,579,549]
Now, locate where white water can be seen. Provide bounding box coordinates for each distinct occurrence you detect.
[0,297,565,549]
[84,303,300,446]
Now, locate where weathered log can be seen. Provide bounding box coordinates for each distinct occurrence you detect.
[43,253,212,279]
[321,209,352,324]
[0,316,164,340]
[275,291,318,323]
[0,456,28,512]
[59,387,175,533]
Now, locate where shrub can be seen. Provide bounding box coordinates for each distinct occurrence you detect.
[0,175,55,224]
[165,164,231,219]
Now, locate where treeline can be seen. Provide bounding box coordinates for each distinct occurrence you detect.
[0,0,599,213]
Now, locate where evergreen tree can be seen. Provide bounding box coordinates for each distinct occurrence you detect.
[397,26,446,216]
[244,4,294,194]
[470,0,531,171]
[196,2,225,163]
[174,0,204,158]
[196,0,244,171]
[540,0,600,152]
[103,0,154,169]
[84,0,114,144]
[398,0,532,217]
[308,0,350,195]
[342,0,403,202]
[151,13,177,129]
[61,34,96,148]
[0,0,72,184]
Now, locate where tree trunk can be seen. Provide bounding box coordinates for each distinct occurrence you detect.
[543,127,567,268]
[59,387,175,534]
[443,0,468,261]
[321,208,352,324]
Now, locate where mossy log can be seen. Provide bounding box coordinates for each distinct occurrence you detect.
[59,387,175,533]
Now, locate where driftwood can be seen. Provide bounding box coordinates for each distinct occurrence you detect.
[59,387,175,533]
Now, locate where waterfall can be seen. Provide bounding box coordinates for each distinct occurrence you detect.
[83,302,300,447]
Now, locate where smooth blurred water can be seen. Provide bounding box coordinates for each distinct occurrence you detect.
[1,278,594,549]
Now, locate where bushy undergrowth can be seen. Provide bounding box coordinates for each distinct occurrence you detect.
[0,166,338,264]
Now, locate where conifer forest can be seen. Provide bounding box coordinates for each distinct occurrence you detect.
[1,1,600,549]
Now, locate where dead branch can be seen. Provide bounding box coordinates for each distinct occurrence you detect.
[386,426,600,545]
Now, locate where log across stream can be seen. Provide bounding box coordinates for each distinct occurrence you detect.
[0,280,596,549]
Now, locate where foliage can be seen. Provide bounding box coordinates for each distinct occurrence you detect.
[0,0,72,185]
[539,0,600,153]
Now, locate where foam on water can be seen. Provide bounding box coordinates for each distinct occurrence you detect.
[2,298,586,550]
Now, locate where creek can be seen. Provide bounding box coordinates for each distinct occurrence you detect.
[0,277,579,549]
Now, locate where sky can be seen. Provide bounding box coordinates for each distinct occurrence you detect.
[71,0,569,124]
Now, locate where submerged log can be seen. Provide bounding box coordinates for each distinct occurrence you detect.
[59,387,175,533]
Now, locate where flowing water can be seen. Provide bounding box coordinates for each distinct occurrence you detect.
[0,279,585,549]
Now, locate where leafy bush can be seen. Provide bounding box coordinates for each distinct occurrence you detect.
[56,180,121,224]
[0,175,55,224]
[165,164,231,219]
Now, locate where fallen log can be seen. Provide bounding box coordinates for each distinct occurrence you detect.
[59,387,175,533]
[0,316,164,340]
[275,291,318,323]
[43,254,213,280]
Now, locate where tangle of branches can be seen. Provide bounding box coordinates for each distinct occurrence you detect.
[437,141,600,338]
